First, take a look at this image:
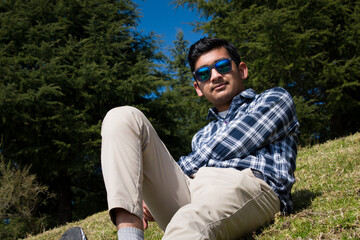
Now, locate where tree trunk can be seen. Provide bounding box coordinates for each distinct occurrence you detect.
[57,173,72,225]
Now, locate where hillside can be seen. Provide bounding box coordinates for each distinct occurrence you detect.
[25,133,360,239]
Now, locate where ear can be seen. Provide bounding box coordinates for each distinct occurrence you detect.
[238,62,248,79]
[194,81,204,97]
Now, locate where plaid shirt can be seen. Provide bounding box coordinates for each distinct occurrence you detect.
[178,87,299,213]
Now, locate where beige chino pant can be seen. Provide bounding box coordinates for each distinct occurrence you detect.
[101,106,280,240]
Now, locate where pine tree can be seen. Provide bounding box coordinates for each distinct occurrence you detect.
[150,30,210,160]
[175,0,360,143]
[0,0,166,225]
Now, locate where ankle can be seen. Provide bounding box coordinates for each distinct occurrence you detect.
[117,227,144,240]
[113,208,143,230]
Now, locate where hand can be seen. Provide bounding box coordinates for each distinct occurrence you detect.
[142,201,155,230]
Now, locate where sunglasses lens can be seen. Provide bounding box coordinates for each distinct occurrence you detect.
[195,67,211,82]
[194,59,232,82]
[215,59,232,74]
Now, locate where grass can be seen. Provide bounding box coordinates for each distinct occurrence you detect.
[25,133,360,239]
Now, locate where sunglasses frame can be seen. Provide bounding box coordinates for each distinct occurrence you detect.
[193,58,233,82]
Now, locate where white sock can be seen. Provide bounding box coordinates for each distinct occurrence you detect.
[117,227,144,240]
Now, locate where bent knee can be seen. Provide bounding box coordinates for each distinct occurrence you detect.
[105,106,141,119]
[102,106,145,133]
[103,106,144,123]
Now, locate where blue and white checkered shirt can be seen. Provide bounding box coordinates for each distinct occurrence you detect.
[178,87,299,213]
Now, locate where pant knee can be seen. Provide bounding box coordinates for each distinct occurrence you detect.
[104,106,141,122]
[102,106,144,133]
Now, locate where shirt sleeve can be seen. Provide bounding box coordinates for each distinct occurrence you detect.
[178,87,298,176]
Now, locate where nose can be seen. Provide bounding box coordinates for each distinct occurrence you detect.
[210,67,222,82]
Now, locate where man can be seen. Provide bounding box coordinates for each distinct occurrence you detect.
[101,37,299,239]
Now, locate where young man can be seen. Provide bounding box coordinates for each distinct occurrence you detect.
[101,37,299,239]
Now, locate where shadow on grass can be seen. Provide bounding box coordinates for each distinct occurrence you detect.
[292,189,322,213]
[240,189,322,240]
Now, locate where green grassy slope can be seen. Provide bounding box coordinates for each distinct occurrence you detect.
[25,133,360,239]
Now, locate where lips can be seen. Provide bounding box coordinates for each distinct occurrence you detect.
[212,82,227,91]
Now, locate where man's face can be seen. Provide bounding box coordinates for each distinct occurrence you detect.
[193,47,248,112]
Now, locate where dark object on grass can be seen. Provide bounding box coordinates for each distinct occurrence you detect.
[60,227,88,240]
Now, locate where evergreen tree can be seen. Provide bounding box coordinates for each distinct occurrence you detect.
[0,0,165,225]
[150,30,210,160]
[167,30,210,158]
[175,0,360,144]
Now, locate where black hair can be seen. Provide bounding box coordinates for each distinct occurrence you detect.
[188,37,241,74]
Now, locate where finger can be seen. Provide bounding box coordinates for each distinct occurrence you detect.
[144,211,154,221]
[143,207,152,219]
[143,218,148,230]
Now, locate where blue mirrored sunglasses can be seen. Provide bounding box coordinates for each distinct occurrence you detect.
[193,58,232,82]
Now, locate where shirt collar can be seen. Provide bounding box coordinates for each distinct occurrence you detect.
[206,88,256,120]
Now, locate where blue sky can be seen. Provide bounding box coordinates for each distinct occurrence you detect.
[132,0,206,57]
